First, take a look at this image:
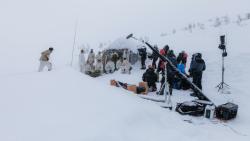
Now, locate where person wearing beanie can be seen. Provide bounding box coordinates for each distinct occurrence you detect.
[157,45,170,73]
[120,58,132,74]
[38,47,53,72]
[177,51,188,67]
[142,65,158,92]
[151,45,159,69]
[189,53,206,96]
[87,49,95,69]
[79,49,86,73]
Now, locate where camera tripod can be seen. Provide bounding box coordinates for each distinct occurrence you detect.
[216,49,230,93]
[157,65,173,110]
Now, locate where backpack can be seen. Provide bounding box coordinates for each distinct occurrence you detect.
[175,100,206,116]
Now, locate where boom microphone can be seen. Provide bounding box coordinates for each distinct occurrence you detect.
[126,33,133,39]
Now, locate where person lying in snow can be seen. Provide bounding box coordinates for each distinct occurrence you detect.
[110,80,148,94]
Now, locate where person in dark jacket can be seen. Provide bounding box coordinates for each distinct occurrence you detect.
[151,45,159,69]
[142,65,158,92]
[159,50,177,95]
[138,47,147,69]
[166,50,177,95]
[177,51,188,67]
[189,53,206,90]
[157,45,169,73]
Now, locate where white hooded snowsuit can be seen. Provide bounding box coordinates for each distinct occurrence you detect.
[95,61,103,73]
[96,53,102,62]
[79,52,86,73]
[85,63,92,74]
[123,50,130,60]
[105,61,115,73]
[120,60,131,74]
[38,49,52,72]
[116,59,122,70]
[87,52,95,66]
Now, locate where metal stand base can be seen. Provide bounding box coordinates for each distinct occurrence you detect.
[216,82,230,93]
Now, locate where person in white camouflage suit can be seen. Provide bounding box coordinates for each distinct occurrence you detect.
[87,49,95,68]
[120,58,132,74]
[79,49,86,73]
[84,60,92,74]
[95,51,103,73]
[105,59,115,73]
[38,47,53,72]
[123,49,130,61]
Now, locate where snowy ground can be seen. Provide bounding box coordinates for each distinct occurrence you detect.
[0,0,250,140]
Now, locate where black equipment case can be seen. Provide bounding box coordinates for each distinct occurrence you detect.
[215,102,238,120]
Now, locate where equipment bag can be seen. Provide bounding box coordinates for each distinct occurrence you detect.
[215,102,238,120]
[175,101,206,116]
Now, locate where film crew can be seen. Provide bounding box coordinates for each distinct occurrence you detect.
[111,51,119,71]
[120,58,132,74]
[38,47,53,72]
[79,49,85,73]
[87,49,95,68]
[189,53,206,96]
[138,47,147,69]
[159,50,177,95]
[176,60,190,90]
[177,51,188,67]
[142,65,158,92]
[105,59,115,73]
[151,45,159,69]
[157,45,169,74]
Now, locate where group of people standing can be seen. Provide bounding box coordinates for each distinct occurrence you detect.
[141,45,206,96]
[79,49,132,76]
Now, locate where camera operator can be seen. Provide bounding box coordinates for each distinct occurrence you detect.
[159,50,177,95]
[189,53,206,96]
[149,45,159,69]
[138,47,147,70]
[157,45,169,73]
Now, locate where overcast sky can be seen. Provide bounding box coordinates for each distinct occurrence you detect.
[0,0,249,49]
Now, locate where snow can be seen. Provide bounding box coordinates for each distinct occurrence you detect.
[0,0,250,140]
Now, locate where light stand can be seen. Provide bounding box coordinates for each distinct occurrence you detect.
[216,35,230,93]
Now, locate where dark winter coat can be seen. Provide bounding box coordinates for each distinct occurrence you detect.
[167,55,178,76]
[189,57,206,74]
[138,48,147,59]
[177,52,188,64]
[142,68,158,87]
